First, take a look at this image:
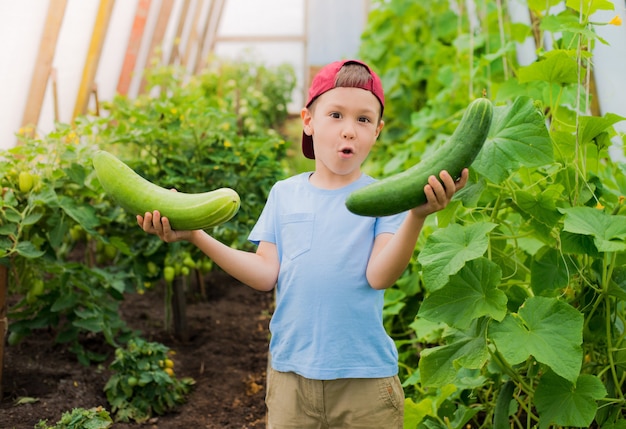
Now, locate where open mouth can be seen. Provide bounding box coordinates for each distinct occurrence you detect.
[341,148,354,155]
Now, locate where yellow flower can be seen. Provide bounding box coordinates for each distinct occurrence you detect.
[64,131,78,144]
[596,202,605,210]
[609,15,622,26]
[223,140,232,148]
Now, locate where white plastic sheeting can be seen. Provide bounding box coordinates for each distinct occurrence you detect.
[0,0,368,149]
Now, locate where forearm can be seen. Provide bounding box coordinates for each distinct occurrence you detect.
[366,169,468,289]
[366,212,426,290]
[189,230,278,292]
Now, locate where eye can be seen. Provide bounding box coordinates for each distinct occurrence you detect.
[358,116,372,123]
[330,112,341,119]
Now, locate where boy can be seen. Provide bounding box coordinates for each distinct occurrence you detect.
[138,59,468,428]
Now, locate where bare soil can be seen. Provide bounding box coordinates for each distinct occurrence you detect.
[1,271,273,429]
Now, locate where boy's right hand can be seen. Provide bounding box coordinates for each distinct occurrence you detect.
[137,210,193,243]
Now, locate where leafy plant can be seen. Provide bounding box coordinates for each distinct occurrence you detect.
[96,59,293,280]
[34,406,113,429]
[1,127,134,364]
[93,59,293,331]
[361,0,626,427]
[104,337,195,423]
[2,57,293,358]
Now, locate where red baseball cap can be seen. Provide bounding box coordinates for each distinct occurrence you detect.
[302,59,385,159]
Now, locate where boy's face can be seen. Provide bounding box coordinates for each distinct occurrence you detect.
[301,87,384,180]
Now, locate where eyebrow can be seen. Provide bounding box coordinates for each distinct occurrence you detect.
[325,103,378,116]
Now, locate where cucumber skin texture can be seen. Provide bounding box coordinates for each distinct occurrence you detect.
[345,98,493,217]
[93,150,240,230]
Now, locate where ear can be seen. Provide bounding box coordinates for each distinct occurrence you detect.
[301,107,313,135]
[375,119,385,138]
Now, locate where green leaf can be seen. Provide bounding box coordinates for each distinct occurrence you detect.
[15,396,39,405]
[51,293,79,312]
[560,230,599,256]
[560,207,626,252]
[30,186,59,206]
[513,188,563,228]
[527,0,562,12]
[58,195,100,233]
[14,241,45,259]
[409,317,447,343]
[48,212,69,249]
[489,296,583,383]
[73,317,104,333]
[418,258,507,328]
[419,319,490,387]
[0,223,17,236]
[4,210,21,223]
[530,247,574,296]
[535,371,607,429]
[418,222,497,292]
[539,12,579,34]
[22,209,44,226]
[577,113,626,146]
[518,50,579,85]
[108,235,132,256]
[404,384,457,427]
[472,97,553,183]
[566,0,615,16]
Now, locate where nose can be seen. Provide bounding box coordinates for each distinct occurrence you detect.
[342,122,356,139]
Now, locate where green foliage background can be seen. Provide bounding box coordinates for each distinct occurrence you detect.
[1,58,295,368]
[359,0,626,427]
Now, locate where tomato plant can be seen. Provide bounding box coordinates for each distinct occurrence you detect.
[92,59,293,333]
[2,58,294,361]
[361,0,625,427]
[104,338,194,423]
[1,127,134,365]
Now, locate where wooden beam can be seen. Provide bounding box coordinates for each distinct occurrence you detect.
[139,0,175,94]
[194,0,226,74]
[167,0,192,65]
[20,0,67,133]
[51,68,60,122]
[73,0,116,119]
[117,0,152,95]
[181,0,205,69]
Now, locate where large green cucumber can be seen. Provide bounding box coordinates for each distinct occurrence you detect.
[93,150,240,230]
[345,97,493,217]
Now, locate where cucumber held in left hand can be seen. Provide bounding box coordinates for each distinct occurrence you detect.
[345,97,493,217]
[93,150,240,230]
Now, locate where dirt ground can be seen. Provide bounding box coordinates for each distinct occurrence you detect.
[0,270,273,429]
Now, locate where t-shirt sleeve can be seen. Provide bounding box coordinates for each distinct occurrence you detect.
[248,185,277,246]
[374,211,407,236]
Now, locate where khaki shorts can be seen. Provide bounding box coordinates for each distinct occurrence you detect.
[266,367,404,429]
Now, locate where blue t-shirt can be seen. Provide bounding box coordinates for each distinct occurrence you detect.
[249,172,406,380]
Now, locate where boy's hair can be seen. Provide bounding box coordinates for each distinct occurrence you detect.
[335,63,379,96]
[302,59,385,159]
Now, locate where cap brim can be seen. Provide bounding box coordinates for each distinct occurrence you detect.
[302,132,315,159]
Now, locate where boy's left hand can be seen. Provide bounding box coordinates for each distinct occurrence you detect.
[411,168,469,217]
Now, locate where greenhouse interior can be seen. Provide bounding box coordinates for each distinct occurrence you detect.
[1,0,626,428]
